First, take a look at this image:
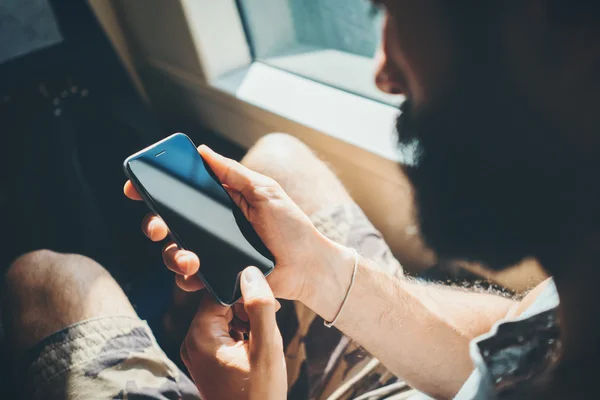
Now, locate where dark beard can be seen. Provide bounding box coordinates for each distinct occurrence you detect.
[396,77,587,272]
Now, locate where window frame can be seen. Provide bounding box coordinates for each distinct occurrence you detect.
[115,0,406,184]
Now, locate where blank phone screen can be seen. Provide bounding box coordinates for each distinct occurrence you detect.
[126,134,274,304]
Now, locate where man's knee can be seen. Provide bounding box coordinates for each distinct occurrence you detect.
[243,133,313,178]
[254,132,304,148]
[2,250,136,355]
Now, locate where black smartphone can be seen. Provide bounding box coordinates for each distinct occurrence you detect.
[124,133,275,305]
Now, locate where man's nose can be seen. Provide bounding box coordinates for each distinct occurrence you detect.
[374,49,405,95]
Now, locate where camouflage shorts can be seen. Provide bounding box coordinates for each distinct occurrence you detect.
[21,203,417,399]
[21,316,199,399]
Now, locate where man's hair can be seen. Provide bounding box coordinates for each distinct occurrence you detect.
[440,1,600,32]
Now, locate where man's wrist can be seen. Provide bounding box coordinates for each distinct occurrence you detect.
[299,235,356,322]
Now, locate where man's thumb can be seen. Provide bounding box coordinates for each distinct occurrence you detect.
[241,267,278,349]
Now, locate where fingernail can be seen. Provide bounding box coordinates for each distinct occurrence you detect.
[243,267,264,286]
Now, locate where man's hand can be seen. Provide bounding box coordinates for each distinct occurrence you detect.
[181,266,286,400]
[124,145,342,302]
[123,144,519,398]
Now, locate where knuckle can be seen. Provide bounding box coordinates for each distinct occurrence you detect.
[253,181,284,201]
[265,177,281,190]
[241,166,258,184]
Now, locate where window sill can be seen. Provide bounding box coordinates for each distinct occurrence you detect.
[215,61,402,161]
[259,45,399,106]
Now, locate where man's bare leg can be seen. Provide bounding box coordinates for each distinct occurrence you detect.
[2,250,137,358]
[2,250,199,399]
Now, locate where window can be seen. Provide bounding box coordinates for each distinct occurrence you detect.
[236,0,399,106]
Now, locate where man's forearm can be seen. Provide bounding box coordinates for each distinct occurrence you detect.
[303,243,515,399]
